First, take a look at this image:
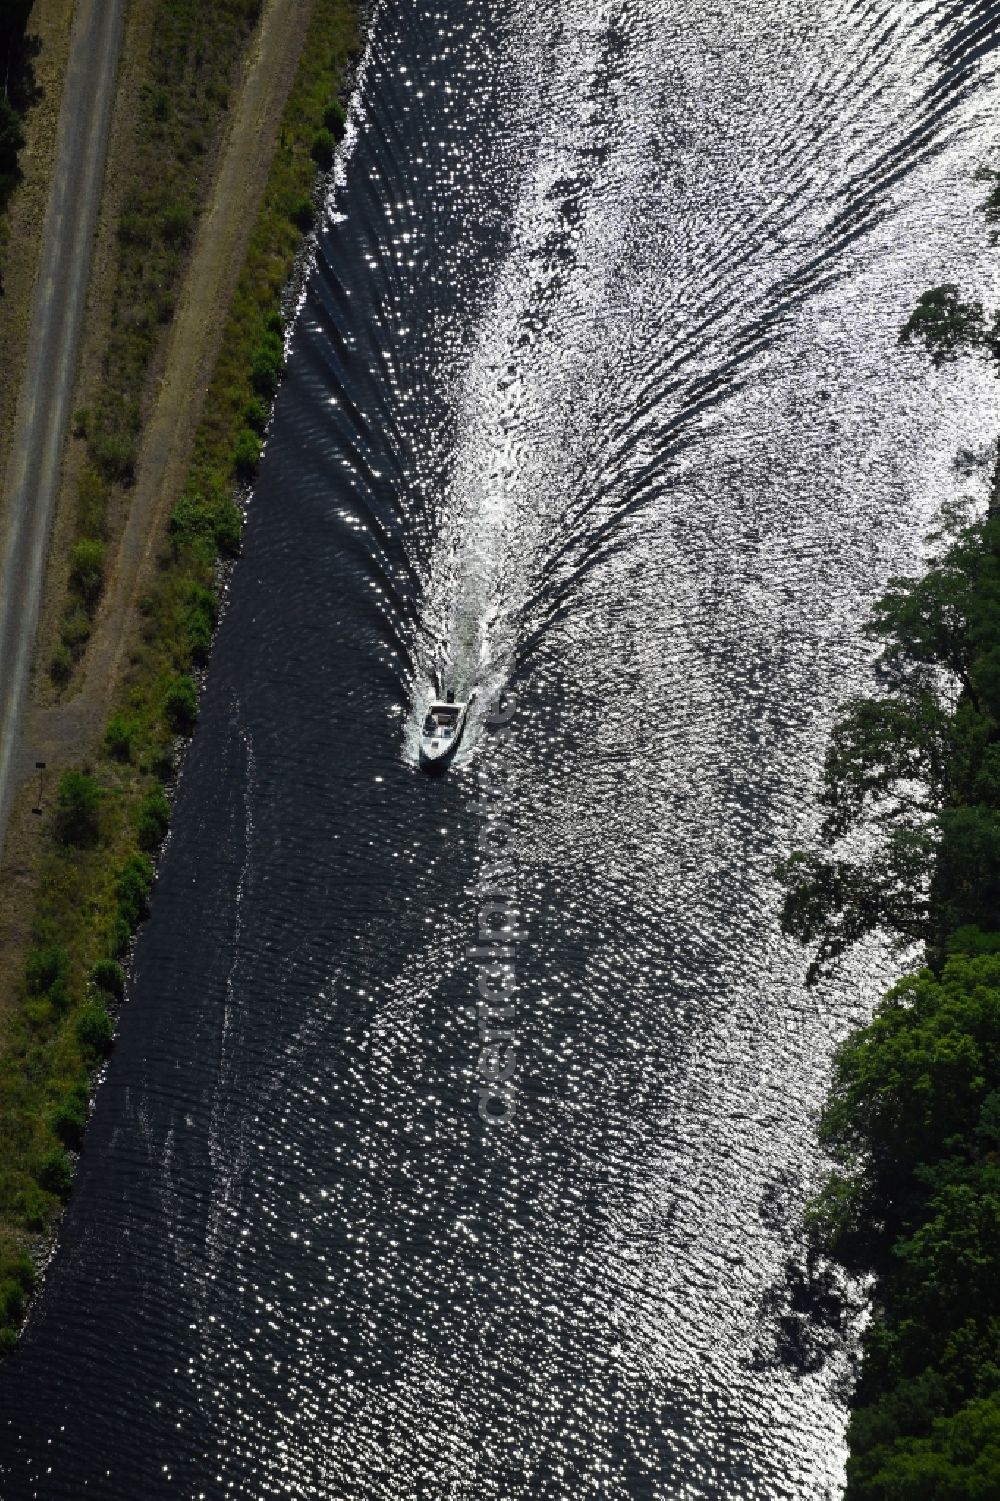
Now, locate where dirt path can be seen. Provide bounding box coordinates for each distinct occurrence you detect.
[18,0,315,777]
[0,0,126,849]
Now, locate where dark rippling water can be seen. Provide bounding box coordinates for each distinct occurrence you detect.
[4,2,1000,1496]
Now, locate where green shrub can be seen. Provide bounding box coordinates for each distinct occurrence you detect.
[233,427,261,479]
[91,958,126,999]
[118,212,153,248]
[76,465,108,532]
[35,1147,73,1199]
[310,126,335,168]
[289,194,315,231]
[23,997,53,1029]
[7,1257,34,1295]
[244,395,269,433]
[54,770,102,847]
[117,852,154,928]
[0,1280,26,1327]
[183,583,216,665]
[108,915,132,959]
[76,1001,114,1059]
[169,492,216,552]
[162,202,193,247]
[60,606,91,655]
[53,1087,88,1148]
[49,643,73,684]
[323,98,346,139]
[250,331,284,398]
[164,674,198,733]
[13,1182,55,1233]
[104,712,138,762]
[24,944,68,996]
[47,978,71,1012]
[137,787,170,851]
[215,499,242,556]
[185,613,212,664]
[90,425,137,483]
[68,538,105,610]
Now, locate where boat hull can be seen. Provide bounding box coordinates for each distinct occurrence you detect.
[419,701,468,772]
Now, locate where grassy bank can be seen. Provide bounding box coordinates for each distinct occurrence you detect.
[50,0,265,685]
[0,0,360,1352]
[781,185,1000,1496]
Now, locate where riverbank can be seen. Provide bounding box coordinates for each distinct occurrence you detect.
[0,0,360,1352]
[782,253,1000,1488]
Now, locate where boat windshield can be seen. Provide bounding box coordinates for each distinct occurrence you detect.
[424,705,459,732]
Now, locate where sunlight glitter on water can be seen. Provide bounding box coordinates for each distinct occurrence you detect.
[4,2,1000,1498]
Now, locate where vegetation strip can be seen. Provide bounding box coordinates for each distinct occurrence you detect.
[0,0,359,1352]
[782,182,1000,1495]
[51,0,266,685]
[0,4,32,231]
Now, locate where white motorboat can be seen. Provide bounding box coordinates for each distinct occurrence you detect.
[419,693,469,771]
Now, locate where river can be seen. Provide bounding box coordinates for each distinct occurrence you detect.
[3,1,1000,1496]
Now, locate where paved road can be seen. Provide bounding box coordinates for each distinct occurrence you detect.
[0,0,125,850]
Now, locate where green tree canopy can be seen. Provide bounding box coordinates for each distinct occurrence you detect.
[781,510,1000,978]
[900,286,987,366]
[814,951,1000,1498]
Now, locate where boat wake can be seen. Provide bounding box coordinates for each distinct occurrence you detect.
[403,330,534,768]
[403,9,623,767]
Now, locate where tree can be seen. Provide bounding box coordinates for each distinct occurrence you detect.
[780,509,1000,977]
[809,953,1000,1497]
[900,286,986,366]
[780,827,937,983]
[934,806,1000,934]
[848,1392,1000,1500]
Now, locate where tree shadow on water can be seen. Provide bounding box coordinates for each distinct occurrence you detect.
[751,1170,865,1392]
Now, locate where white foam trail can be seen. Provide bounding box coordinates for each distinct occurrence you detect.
[405,3,631,765]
